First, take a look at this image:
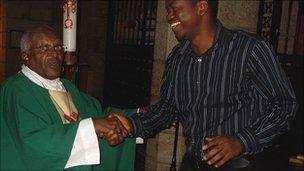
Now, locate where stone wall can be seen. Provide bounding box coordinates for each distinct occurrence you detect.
[217,0,259,33]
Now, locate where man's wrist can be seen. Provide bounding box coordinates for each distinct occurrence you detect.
[234,128,257,155]
[124,117,133,135]
[128,114,143,137]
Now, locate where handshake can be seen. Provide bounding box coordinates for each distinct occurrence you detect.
[92,112,132,146]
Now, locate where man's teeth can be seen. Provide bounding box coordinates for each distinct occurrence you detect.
[171,22,181,27]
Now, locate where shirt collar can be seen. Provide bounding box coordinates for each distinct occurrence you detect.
[180,20,228,55]
[21,64,66,92]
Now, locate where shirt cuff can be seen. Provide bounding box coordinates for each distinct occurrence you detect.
[234,128,258,155]
[129,114,143,137]
[65,118,100,169]
[136,137,144,144]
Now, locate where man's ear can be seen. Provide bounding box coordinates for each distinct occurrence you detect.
[21,52,30,65]
[196,0,208,16]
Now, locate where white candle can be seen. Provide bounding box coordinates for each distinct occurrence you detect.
[63,0,77,52]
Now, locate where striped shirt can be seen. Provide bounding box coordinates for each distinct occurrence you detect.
[129,21,298,157]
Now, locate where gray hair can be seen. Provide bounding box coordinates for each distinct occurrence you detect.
[20,31,32,53]
[20,25,57,53]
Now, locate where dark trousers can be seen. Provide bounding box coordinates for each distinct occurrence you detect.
[180,149,290,171]
[180,153,252,171]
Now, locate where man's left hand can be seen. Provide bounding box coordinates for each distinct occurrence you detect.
[202,135,243,168]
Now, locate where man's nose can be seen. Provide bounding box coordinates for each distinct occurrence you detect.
[48,48,63,60]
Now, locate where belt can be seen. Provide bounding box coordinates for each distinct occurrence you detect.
[182,153,250,170]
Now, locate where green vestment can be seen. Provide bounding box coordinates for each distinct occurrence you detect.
[0,73,136,171]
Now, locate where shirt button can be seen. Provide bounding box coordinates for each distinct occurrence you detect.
[198,59,202,62]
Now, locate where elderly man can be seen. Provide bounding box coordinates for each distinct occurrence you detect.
[0,26,136,170]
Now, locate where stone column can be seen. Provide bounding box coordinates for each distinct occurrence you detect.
[145,1,185,170]
[217,0,259,33]
[277,0,300,54]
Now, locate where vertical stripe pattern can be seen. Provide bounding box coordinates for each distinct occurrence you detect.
[129,21,298,157]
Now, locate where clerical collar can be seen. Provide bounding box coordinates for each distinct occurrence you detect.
[21,64,66,92]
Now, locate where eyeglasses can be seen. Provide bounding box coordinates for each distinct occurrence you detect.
[29,45,64,53]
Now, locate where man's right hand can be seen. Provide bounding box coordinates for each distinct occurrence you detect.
[108,112,133,136]
[92,117,125,146]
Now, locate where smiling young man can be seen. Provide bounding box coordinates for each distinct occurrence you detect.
[0,26,136,170]
[111,0,298,170]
